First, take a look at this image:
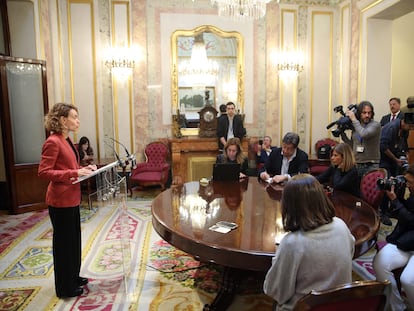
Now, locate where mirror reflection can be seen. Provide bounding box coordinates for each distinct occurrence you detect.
[171,25,244,132]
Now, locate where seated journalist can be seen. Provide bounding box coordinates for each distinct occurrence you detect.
[259,132,309,183]
[263,174,355,311]
[316,142,360,197]
[216,137,248,179]
[374,164,414,311]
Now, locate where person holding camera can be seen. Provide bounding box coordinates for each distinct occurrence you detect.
[340,101,381,178]
[316,143,360,197]
[379,114,413,178]
[259,132,309,184]
[256,136,276,168]
[379,106,414,225]
[373,164,414,311]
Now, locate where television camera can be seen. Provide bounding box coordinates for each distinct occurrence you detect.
[326,104,358,137]
[377,175,407,201]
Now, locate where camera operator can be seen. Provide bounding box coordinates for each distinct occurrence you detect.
[374,165,414,311]
[379,112,413,178]
[340,101,381,178]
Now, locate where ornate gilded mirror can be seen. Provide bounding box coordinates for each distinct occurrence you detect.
[171,25,244,136]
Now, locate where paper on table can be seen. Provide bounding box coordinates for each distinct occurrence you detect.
[209,224,231,234]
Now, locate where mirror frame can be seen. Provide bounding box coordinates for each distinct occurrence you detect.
[171,25,244,134]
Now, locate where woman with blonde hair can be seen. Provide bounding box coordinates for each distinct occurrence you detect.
[264,174,355,310]
[216,137,248,179]
[316,142,360,196]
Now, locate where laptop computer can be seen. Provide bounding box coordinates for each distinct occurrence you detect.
[212,163,240,181]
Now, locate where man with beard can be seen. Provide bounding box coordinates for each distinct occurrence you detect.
[340,101,381,178]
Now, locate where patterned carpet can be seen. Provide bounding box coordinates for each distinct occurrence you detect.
[0,196,273,311]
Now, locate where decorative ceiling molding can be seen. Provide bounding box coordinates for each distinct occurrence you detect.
[278,0,343,6]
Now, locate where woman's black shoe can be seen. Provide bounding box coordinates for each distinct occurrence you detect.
[77,277,89,286]
[57,287,83,298]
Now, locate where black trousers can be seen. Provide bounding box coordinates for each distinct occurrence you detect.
[48,206,81,296]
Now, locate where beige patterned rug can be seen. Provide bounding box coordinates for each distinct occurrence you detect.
[0,198,272,311]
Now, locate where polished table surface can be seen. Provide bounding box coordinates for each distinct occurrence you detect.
[152,178,380,272]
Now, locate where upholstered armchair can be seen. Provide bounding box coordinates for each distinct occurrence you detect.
[360,168,387,211]
[128,142,170,195]
[293,280,390,311]
[309,138,338,176]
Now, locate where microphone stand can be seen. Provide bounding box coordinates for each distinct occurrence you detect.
[110,137,137,169]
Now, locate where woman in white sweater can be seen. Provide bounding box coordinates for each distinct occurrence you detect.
[263,174,355,311]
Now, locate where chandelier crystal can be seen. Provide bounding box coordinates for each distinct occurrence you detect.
[210,0,272,21]
[178,34,219,86]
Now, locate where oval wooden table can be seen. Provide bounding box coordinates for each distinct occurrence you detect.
[152,179,380,310]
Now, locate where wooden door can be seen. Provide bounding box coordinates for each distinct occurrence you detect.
[0,56,49,213]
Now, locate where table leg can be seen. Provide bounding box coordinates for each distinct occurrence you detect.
[203,267,242,311]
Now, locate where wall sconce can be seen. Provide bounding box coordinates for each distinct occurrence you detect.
[105,45,136,79]
[277,50,304,80]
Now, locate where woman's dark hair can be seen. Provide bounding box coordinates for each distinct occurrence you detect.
[78,136,93,158]
[44,103,78,133]
[282,174,335,232]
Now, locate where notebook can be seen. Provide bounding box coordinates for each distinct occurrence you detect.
[212,163,240,181]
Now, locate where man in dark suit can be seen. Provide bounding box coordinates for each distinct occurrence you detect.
[380,97,404,127]
[217,101,246,150]
[259,132,309,183]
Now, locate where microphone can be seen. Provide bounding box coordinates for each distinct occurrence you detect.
[110,137,136,169]
[104,141,126,169]
[130,155,137,170]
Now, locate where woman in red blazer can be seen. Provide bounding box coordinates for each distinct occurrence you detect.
[38,103,96,298]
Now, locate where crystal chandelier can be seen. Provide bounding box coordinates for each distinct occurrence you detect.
[210,0,272,21]
[178,34,219,86]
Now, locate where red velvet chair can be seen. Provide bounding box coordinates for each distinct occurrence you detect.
[128,142,170,195]
[360,168,387,211]
[293,280,390,311]
[309,138,338,176]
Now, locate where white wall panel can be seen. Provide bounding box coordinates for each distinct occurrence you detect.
[366,19,392,113]
[7,0,38,59]
[69,1,98,154]
[112,1,134,155]
[309,11,333,154]
[339,4,351,107]
[279,8,298,142]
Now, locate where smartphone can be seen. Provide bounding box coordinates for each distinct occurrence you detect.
[216,221,238,230]
[259,139,263,145]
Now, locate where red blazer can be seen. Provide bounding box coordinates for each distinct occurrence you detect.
[38,133,81,207]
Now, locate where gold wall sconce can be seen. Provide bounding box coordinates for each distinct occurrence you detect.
[105,45,136,79]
